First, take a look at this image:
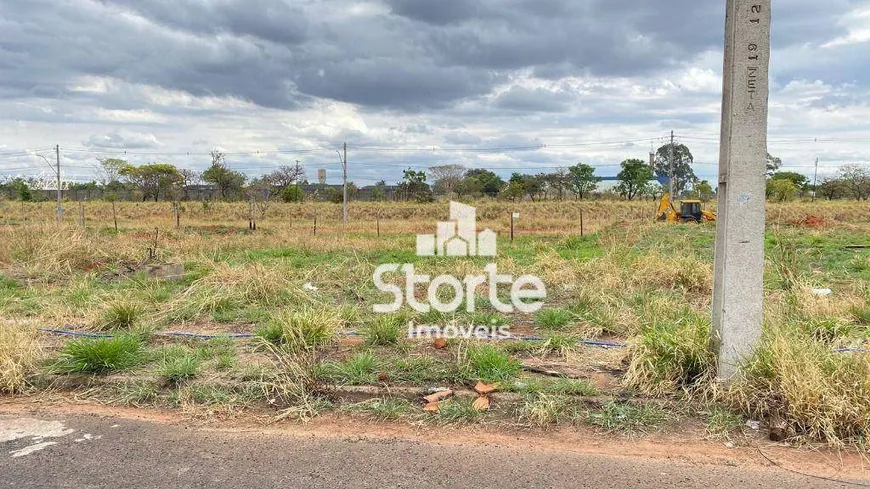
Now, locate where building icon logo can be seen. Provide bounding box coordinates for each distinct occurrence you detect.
[416,202,497,257]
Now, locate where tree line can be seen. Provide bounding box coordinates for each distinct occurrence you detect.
[2,144,868,204]
[766,157,870,201]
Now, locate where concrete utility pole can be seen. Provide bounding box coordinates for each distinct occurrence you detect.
[55,145,63,222]
[712,0,771,381]
[668,130,675,196]
[342,142,348,232]
[36,147,63,222]
[811,157,820,202]
[295,159,302,203]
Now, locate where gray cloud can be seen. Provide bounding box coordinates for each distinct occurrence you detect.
[0,0,863,113]
[0,0,869,185]
[84,131,162,149]
[494,86,575,113]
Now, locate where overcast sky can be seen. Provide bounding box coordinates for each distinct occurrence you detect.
[1,0,869,186]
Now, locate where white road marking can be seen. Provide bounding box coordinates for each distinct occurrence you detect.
[10,441,58,458]
[0,416,79,458]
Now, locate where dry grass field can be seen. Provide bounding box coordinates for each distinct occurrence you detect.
[0,199,868,447]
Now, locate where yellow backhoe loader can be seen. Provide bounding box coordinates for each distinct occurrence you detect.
[656,193,716,223]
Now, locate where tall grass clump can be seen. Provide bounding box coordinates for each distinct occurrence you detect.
[362,315,406,347]
[158,349,201,384]
[0,322,42,393]
[256,305,340,351]
[262,341,330,422]
[535,308,575,330]
[166,263,306,321]
[97,302,144,331]
[727,325,870,446]
[624,310,714,395]
[54,336,143,374]
[518,393,574,427]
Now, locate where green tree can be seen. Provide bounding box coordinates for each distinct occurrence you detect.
[501,181,525,201]
[767,179,797,202]
[654,143,697,196]
[202,151,246,200]
[543,168,571,200]
[454,176,484,198]
[327,182,359,203]
[567,163,600,200]
[616,158,653,201]
[281,185,305,203]
[96,158,127,186]
[119,163,183,202]
[371,180,388,201]
[766,153,782,176]
[397,169,433,202]
[6,177,34,202]
[770,171,809,195]
[522,174,545,201]
[465,169,505,198]
[694,180,715,202]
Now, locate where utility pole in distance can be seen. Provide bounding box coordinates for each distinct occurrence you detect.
[811,157,820,202]
[56,145,63,222]
[668,130,675,196]
[36,146,63,222]
[294,159,302,203]
[342,143,348,232]
[335,143,349,232]
[712,0,771,382]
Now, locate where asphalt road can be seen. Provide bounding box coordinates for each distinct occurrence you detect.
[0,413,861,488]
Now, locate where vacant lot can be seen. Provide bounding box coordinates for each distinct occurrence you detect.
[0,200,868,448]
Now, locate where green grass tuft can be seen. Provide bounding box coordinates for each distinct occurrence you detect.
[318,351,378,385]
[518,393,574,427]
[851,304,870,326]
[159,351,201,383]
[586,402,670,436]
[256,306,340,351]
[55,336,143,374]
[535,308,575,330]
[624,310,713,395]
[461,344,522,382]
[362,315,406,347]
[435,398,485,424]
[704,405,744,440]
[98,302,144,331]
[342,397,417,421]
